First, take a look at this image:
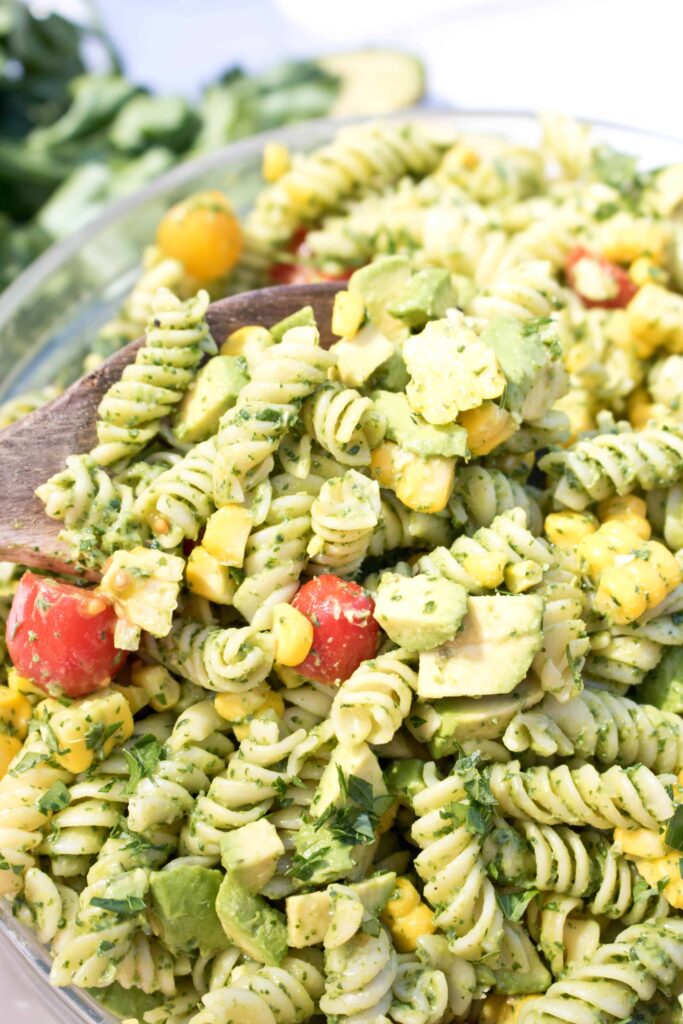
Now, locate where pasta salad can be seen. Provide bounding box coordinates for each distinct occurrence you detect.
[2,114,683,1024]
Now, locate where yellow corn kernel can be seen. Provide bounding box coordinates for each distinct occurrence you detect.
[0,687,32,741]
[597,214,671,265]
[0,734,22,780]
[130,663,180,712]
[553,389,595,444]
[7,667,44,700]
[381,878,436,952]
[597,494,651,540]
[630,256,668,288]
[614,826,668,860]
[594,559,661,625]
[370,442,455,514]
[457,401,518,457]
[500,996,543,1024]
[233,691,285,741]
[215,684,272,723]
[186,546,237,604]
[626,387,657,429]
[46,690,134,774]
[627,283,683,356]
[634,852,683,910]
[220,324,272,358]
[460,548,507,589]
[544,511,598,548]
[332,290,365,340]
[262,142,290,182]
[504,560,544,593]
[647,540,682,593]
[577,520,642,581]
[273,603,314,667]
[202,505,253,567]
[479,995,508,1024]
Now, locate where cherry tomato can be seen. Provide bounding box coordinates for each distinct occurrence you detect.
[291,575,379,685]
[6,573,126,697]
[565,246,637,309]
[270,228,353,286]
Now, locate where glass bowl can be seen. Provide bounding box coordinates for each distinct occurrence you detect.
[1,110,682,1024]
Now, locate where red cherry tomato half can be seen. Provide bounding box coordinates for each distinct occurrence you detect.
[291,575,379,685]
[565,246,637,309]
[6,572,126,697]
[270,228,353,285]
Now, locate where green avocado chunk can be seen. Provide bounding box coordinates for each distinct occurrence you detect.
[427,681,542,758]
[150,864,230,956]
[388,267,459,329]
[372,390,468,458]
[215,871,288,966]
[639,647,683,712]
[385,758,433,806]
[286,872,396,947]
[481,315,567,421]
[92,982,160,1020]
[174,354,249,442]
[220,818,285,893]
[418,594,544,699]
[374,571,467,652]
[349,255,412,341]
[484,926,552,995]
[368,349,410,392]
[270,305,316,343]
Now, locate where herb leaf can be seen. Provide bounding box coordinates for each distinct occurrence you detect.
[37,780,71,815]
[90,895,146,917]
[123,734,164,794]
[665,805,683,851]
[495,889,539,921]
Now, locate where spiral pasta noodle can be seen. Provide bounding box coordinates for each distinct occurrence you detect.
[0,385,61,430]
[91,288,214,466]
[308,469,381,576]
[540,423,683,510]
[320,925,397,1023]
[190,955,324,1024]
[12,866,69,945]
[531,565,589,702]
[134,437,218,548]
[488,760,675,830]
[468,259,568,321]
[331,649,417,746]
[182,714,306,858]
[504,686,683,770]
[303,382,382,468]
[144,620,274,693]
[411,772,503,961]
[115,932,178,998]
[369,492,452,558]
[449,465,543,535]
[389,956,449,1024]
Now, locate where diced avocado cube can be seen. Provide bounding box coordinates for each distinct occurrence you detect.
[349,255,412,341]
[333,323,394,387]
[481,316,568,421]
[150,864,231,956]
[418,594,544,699]
[92,983,160,1020]
[368,349,410,392]
[215,872,287,966]
[427,683,540,758]
[374,572,467,652]
[286,872,396,948]
[271,305,316,343]
[388,268,459,329]
[385,759,431,806]
[174,355,248,442]
[372,390,468,459]
[639,647,683,712]
[220,819,285,893]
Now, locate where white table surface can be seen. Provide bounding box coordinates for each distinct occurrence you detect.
[4,0,683,1018]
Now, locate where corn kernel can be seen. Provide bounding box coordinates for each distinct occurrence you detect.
[272,603,314,667]
[46,690,134,774]
[594,560,658,625]
[369,442,400,488]
[381,878,436,952]
[0,734,22,780]
[459,547,507,589]
[7,667,44,700]
[0,688,32,741]
[614,826,668,860]
[630,256,668,288]
[262,142,290,182]
[504,560,543,593]
[332,290,365,339]
[597,214,671,265]
[370,443,455,514]
[553,389,595,443]
[215,683,271,723]
[634,852,683,910]
[220,324,273,359]
[647,540,682,592]
[233,691,285,741]
[479,995,508,1024]
[186,546,237,604]
[457,401,518,457]
[545,511,598,548]
[597,494,651,540]
[202,505,253,567]
[627,283,683,356]
[577,520,642,581]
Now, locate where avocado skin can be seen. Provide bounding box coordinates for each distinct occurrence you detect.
[639,646,683,712]
[388,267,459,329]
[150,864,230,956]
[215,871,288,966]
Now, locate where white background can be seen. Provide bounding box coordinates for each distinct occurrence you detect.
[3,0,683,1019]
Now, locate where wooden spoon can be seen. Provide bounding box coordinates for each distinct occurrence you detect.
[0,281,344,578]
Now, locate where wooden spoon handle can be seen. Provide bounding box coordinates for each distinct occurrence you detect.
[0,281,343,576]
